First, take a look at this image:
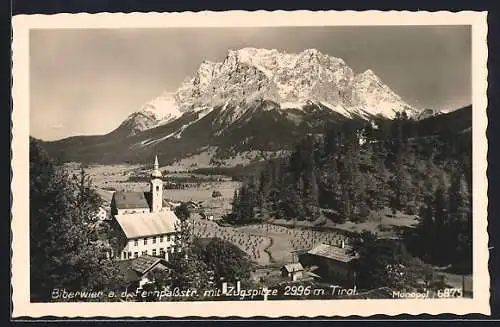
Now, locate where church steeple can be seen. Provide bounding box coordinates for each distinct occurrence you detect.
[150,154,163,212]
[151,154,162,179]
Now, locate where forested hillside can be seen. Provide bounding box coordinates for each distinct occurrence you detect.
[231,106,472,269]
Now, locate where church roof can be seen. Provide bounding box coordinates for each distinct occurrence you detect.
[115,210,180,239]
[113,191,150,210]
[112,191,169,210]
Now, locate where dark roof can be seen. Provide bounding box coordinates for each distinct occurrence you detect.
[117,260,141,284]
[131,255,167,275]
[307,243,359,263]
[117,255,169,283]
[112,191,170,210]
[113,192,150,210]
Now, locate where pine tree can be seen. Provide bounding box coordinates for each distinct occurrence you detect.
[448,173,472,267]
[174,202,191,221]
[432,181,450,263]
[30,141,125,302]
[305,168,320,221]
[197,238,253,282]
[166,215,209,294]
[232,184,255,224]
[338,186,351,223]
[419,195,436,260]
[231,189,240,220]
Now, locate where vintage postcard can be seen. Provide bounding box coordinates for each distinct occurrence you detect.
[11,10,489,318]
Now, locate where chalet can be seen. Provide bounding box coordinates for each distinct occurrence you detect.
[117,254,170,291]
[299,241,359,285]
[281,263,304,281]
[110,156,181,261]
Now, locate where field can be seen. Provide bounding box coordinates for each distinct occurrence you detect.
[70,163,240,217]
[192,218,348,266]
[268,208,419,239]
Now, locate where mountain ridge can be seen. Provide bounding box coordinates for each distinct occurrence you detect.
[36,48,466,166]
[38,105,471,166]
[119,48,421,136]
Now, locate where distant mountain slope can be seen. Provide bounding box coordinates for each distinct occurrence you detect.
[38,48,465,166]
[39,105,471,166]
[412,105,472,136]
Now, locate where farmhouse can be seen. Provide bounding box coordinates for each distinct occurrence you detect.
[281,263,304,281]
[117,254,170,291]
[299,241,359,285]
[111,156,181,261]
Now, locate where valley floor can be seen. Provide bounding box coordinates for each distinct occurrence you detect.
[86,163,471,298]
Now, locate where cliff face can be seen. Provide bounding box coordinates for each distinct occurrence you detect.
[42,48,454,165]
[120,48,418,135]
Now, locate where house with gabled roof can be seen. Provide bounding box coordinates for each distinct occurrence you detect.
[110,156,181,261]
[299,241,359,285]
[117,254,170,290]
[281,263,304,281]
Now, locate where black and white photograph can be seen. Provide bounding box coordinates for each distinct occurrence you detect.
[11,11,489,317]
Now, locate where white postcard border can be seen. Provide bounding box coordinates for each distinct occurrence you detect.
[11,10,489,318]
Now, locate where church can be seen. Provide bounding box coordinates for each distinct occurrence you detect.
[110,155,181,261]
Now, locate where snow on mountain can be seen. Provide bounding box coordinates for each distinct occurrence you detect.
[142,94,183,121]
[122,48,422,134]
[118,94,183,135]
[350,69,418,119]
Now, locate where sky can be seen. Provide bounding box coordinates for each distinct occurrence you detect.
[30,26,472,141]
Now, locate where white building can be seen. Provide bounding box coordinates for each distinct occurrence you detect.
[111,155,181,261]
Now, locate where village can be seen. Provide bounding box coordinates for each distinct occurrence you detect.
[63,156,473,301]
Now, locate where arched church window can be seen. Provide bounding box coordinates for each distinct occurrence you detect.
[156,186,159,191]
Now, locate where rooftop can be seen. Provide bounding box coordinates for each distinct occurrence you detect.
[282,263,304,273]
[113,191,150,210]
[116,260,141,283]
[117,255,169,283]
[131,255,168,275]
[115,210,180,239]
[112,191,170,210]
[307,243,359,263]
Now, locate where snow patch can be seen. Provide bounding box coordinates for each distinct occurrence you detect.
[141,96,183,122]
[280,101,307,110]
[123,47,422,135]
[140,131,177,147]
[319,101,352,118]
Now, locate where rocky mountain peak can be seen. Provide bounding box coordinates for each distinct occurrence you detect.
[122,48,422,134]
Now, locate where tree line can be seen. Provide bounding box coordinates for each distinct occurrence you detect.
[230,110,472,268]
[30,141,125,302]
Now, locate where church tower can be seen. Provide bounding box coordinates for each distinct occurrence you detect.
[150,154,163,213]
